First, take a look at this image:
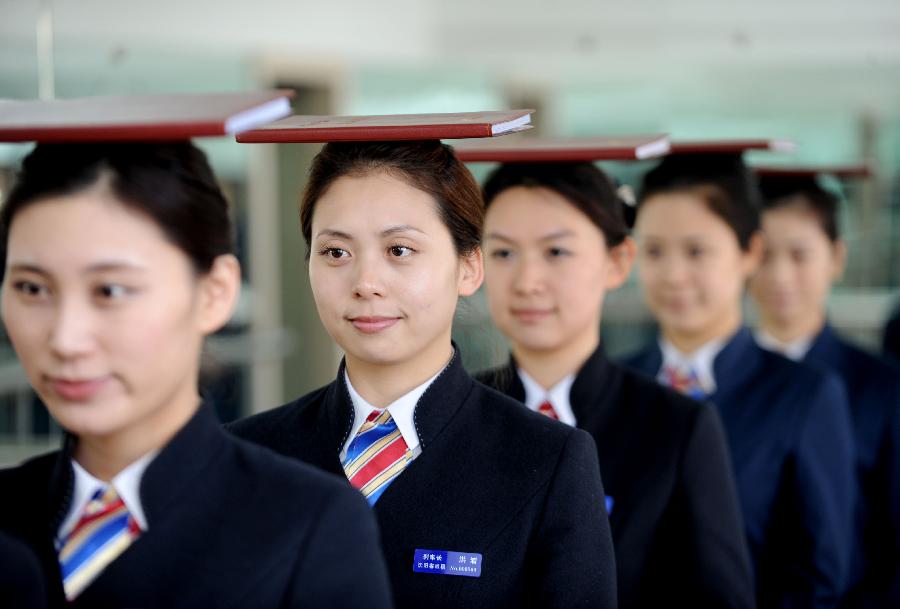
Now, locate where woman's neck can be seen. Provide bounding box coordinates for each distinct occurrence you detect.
[74,386,201,483]
[759,309,825,344]
[512,327,600,390]
[663,308,742,355]
[346,338,454,409]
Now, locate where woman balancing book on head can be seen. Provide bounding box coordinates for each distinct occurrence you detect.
[454,136,754,609]
[0,92,393,609]
[748,166,900,608]
[621,144,857,609]
[228,111,617,609]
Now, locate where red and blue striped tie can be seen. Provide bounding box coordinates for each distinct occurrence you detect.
[58,486,141,600]
[662,365,708,400]
[342,409,412,505]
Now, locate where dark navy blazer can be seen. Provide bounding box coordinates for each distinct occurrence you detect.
[0,530,46,609]
[477,346,755,609]
[805,324,900,608]
[623,327,856,609]
[228,349,618,609]
[882,306,900,363]
[0,404,393,609]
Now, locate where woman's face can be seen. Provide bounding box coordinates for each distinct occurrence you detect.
[483,186,632,355]
[1,185,234,442]
[749,201,844,329]
[635,191,760,341]
[308,170,482,372]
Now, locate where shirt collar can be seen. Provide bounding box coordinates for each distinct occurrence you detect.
[58,450,157,543]
[516,367,577,426]
[340,365,445,460]
[754,329,813,361]
[658,335,728,395]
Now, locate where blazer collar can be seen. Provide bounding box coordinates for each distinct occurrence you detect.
[498,345,617,424]
[321,344,474,454]
[710,327,761,398]
[47,403,227,532]
[806,322,843,363]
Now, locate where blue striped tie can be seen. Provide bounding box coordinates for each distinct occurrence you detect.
[58,486,141,600]
[662,365,708,400]
[342,410,412,505]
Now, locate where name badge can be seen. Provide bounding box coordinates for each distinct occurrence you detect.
[413,548,482,577]
[605,495,615,515]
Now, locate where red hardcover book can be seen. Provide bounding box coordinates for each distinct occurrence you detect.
[0,91,294,142]
[235,110,533,143]
[669,139,796,155]
[754,164,873,179]
[452,134,670,163]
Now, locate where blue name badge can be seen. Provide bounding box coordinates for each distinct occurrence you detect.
[413,549,482,578]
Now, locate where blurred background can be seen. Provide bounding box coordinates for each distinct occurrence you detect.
[2,0,899,464]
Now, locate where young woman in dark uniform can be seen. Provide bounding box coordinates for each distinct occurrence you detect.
[749,173,900,608]
[475,161,753,609]
[0,138,392,609]
[229,139,617,609]
[622,152,857,609]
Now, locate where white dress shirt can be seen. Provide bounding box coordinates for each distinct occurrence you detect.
[754,329,814,362]
[517,368,578,427]
[57,450,157,547]
[340,365,447,463]
[658,336,729,396]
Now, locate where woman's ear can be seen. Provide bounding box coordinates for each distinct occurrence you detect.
[605,236,636,290]
[196,254,242,335]
[458,247,484,297]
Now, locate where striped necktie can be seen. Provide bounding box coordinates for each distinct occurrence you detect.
[58,486,142,600]
[342,409,412,505]
[538,400,560,420]
[662,365,708,400]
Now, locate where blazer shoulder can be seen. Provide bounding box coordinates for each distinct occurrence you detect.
[760,346,831,384]
[619,364,707,421]
[757,347,846,405]
[0,450,59,491]
[619,343,660,373]
[613,363,721,465]
[226,384,331,441]
[469,381,592,458]
[837,339,900,398]
[226,431,347,494]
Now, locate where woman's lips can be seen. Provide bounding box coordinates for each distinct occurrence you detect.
[349,316,401,334]
[511,308,553,324]
[46,376,111,401]
[659,294,692,310]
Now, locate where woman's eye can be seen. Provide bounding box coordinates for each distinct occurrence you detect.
[13,280,49,298]
[96,284,130,300]
[388,245,415,258]
[319,247,349,260]
[643,245,662,259]
[547,247,570,258]
[687,246,705,259]
[489,249,513,259]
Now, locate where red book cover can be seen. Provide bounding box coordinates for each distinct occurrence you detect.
[0,91,294,142]
[754,164,873,179]
[235,110,533,143]
[452,134,670,162]
[669,139,796,155]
